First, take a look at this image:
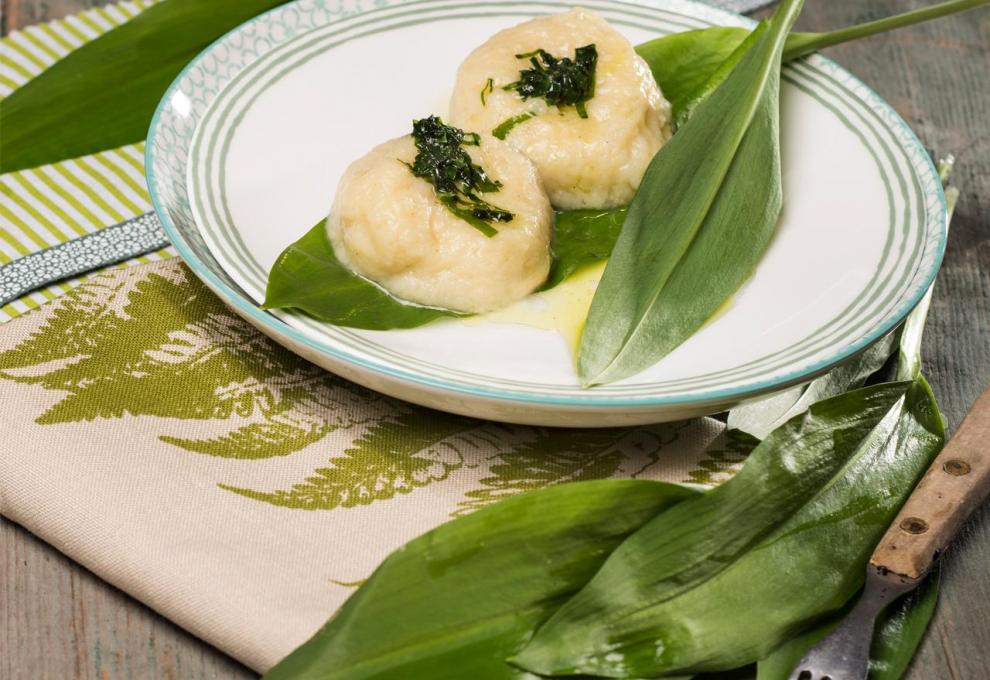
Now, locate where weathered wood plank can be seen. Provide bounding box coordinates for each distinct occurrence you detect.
[2,1,988,679]
[2,0,108,31]
[1,517,256,680]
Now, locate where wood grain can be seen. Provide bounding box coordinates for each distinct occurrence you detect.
[2,1,988,679]
[872,384,990,581]
[1,517,256,680]
[2,0,106,32]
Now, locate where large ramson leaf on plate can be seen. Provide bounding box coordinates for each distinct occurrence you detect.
[576,0,803,386]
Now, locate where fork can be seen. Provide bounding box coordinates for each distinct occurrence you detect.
[788,383,990,680]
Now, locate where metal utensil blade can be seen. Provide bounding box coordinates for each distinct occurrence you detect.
[788,567,918,680]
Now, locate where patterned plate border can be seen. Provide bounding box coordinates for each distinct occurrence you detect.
[148,0,946,407]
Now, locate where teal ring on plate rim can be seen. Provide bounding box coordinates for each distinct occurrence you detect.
[147,0,947,408]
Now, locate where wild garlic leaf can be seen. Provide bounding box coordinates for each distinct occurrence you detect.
[514,377,944,677]
[673,22,768,128]
[542,209,626,289]
[264,210,625,325]
[261,480,697,680]
[577,0,805,386]
[0,0,294,173]
[263,221,459,329]
[867,567,941,680]
[635,26,751,124]
[728,333,897,441]
[637,1,989,127]
[726,153,960,442]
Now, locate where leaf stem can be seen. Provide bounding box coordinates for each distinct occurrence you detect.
[896,156,959,381]
[784,0,989,61]
[492,111,537,139]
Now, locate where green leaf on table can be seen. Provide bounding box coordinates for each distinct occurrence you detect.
[728,333,897,440]
[728,153,959,449]
[261,479,697,680]
[0,0,293,173]
[515,376,944,677]
[755,568,940,680]
[869,567,940,680]
[577,0,804,386]
[264,210,624,327]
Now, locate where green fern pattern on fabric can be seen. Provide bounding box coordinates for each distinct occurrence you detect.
[0,262,708,513]
[684,430,758,485]
[220,409,483,509]
[455,423,692,515]
[0,265,382,459]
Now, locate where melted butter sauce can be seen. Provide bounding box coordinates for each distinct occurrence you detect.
[469,262,736,364]
[471,262,606,362]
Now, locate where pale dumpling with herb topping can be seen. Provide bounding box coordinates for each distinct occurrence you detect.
[449,8,673,210]
[327,119,553,314]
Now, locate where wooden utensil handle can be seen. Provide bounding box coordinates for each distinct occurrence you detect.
[871,383,990,581]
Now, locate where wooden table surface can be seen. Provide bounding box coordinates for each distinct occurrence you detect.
[2,1,988,678]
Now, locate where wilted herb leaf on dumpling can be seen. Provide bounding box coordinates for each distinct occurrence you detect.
[326,117,553,314]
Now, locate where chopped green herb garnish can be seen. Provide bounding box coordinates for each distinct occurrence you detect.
[480,77,494,105]
[503,44,598,118]
[492,111,537,140]
[404,116,513,237]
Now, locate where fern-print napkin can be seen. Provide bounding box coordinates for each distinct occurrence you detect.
[0,1,745,673]
[0,261,733,671]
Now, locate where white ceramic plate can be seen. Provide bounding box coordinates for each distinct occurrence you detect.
[147,0,946,426]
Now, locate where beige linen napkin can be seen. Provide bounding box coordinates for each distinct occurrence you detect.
[0,260,736,671]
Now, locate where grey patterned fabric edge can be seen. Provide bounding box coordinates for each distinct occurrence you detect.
[0,212,169,307]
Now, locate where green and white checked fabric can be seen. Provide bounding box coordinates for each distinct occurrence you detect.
[0,0,173,323]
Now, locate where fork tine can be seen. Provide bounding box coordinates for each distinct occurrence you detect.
[787,568,916,680]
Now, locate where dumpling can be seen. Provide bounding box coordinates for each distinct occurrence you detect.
[449,8,673,210]
[327,120,553,314]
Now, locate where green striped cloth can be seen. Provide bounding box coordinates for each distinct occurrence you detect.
[0,0,172,323]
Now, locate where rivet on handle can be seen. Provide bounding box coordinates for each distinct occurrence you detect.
[900,517,929,534]
[943,459,971,476]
